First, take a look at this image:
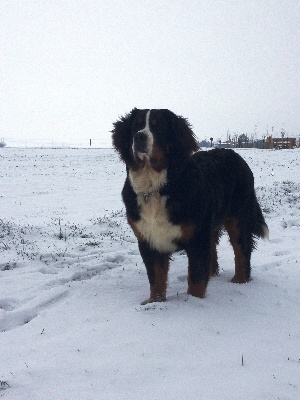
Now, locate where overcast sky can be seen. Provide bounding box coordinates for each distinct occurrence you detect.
[1,0,299,147]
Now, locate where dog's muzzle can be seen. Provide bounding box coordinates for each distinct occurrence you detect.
[133,131,148,154]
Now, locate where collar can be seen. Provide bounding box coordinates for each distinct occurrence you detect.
[140,189,160,203]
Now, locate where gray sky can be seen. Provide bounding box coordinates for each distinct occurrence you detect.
[1,0,299,147]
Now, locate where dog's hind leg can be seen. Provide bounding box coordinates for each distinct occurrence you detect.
[224,217,252,283]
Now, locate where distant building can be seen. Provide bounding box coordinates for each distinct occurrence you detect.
[214,141,234,149]
[266,136,296,149]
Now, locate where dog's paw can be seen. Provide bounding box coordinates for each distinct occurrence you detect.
[140,294,166,305]
[231,275,250,284]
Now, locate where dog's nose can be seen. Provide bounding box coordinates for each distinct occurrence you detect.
[133,131,148,153]
[134,131,148,145]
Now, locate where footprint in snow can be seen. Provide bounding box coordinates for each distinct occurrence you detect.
[0,298,19,311]
[0,289,68,332]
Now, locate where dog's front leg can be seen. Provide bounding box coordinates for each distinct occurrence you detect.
[186,243,210,299]
[138,241,170,305]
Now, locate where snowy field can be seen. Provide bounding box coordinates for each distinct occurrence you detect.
[1,147,300,400]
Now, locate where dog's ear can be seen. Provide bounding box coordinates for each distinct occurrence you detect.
[111,108,139,164]
[164,110,199,161]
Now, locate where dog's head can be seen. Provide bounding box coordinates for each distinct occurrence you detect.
[112,108,199,171]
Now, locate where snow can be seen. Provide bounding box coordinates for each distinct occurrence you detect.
[1,147,300,400]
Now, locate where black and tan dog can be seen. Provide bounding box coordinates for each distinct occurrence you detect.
[112,108,268,304]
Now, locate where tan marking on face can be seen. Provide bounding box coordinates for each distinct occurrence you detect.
[150,142,168,171]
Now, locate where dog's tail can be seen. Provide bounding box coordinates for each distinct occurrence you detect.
[253,199,269,240]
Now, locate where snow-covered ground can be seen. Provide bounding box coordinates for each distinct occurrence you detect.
[1,147,299,400]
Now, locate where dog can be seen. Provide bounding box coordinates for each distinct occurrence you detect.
[112,108,269,304]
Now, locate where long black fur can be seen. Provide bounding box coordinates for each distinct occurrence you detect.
[112,108,268,303]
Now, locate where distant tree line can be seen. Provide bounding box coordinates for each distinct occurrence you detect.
[199,133,270,149]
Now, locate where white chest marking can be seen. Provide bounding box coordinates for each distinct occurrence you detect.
[135,194,181,253]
